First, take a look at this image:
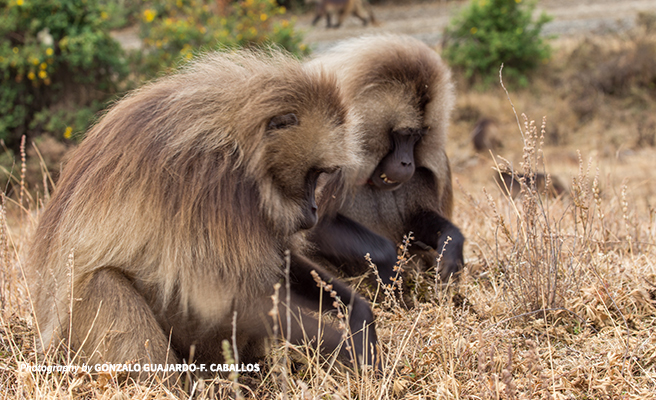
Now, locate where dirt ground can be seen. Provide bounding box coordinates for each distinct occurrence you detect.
[111,1,656,53]
[299,0,656,52]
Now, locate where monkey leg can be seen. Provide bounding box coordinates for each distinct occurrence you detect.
[334,10,348,28]
[326,13,334,28]
[311,10,323,26]
[71,268,178,369]
[406,210,465,282]
[278,299,348,359]
[310,214,397,286]
[353,5,370,26]
[288,254,379,369]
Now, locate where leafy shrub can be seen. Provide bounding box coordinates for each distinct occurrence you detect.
[442,0,552,86]
[0,0,127,148]
[136,0,308,78]
[97,0,144,29]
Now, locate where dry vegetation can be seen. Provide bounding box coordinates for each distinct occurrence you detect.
[1,22,656,400]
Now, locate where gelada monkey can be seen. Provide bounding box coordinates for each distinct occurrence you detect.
[312,0,377,29]
[308,35,465,286]
[27,49,378,376]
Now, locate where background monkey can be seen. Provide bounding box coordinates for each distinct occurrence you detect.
[495,169,567,199]
[471,117,502,153]
[307,34,464,286]
[312,0,377,29]
[27,49,378,373]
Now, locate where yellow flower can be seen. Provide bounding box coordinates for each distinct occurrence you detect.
[281,20,289,28]
[64,126,73,139]
[46,48,54,56]
[260,13,267,21]
[101,11,108,20]
[250,27,257,35]
[515,0,522,2]
[40,62,47,70]
[31,57,39,65]
[28,71,36,80]
[16,0,24,5]
[143,9,156,23]
[470,27,478,34]
[13,47,19,54]
[279,6,286,14]
[38,70,47,79]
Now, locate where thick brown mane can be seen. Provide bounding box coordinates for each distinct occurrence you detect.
[26,48,375,370]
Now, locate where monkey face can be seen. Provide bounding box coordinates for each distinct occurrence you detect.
[356,91,426,191]
[368,127,425,190]
[259,107,359,235]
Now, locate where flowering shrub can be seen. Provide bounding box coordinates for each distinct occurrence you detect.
[0,0,127,146]
[442,0,552,86]
[136,0,308,77]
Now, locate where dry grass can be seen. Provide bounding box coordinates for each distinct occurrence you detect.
[1,29,656,399]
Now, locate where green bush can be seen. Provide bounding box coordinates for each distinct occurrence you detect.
[136,0,308,78]
[442,0,552,86]
[0,0,127,148]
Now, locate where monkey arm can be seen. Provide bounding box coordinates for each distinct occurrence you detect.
[406,210,465,281]
[287,253,379,368]
[308,213,397,286]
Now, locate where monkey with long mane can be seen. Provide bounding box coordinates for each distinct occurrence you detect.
[307,34,465,287]
[27,49,378,375]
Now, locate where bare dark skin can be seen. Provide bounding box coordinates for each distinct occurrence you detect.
[369,128,423,190]
[310,128,464,286]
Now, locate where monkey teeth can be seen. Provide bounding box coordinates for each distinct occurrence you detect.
[380,173,397,184]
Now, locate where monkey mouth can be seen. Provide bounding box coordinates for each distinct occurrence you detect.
[380,173,398,185]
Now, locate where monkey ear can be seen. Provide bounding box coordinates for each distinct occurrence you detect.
[268,113,299,131]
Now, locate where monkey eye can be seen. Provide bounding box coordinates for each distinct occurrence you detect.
[310,166,340,181]
[268,113,299,130]
[321,166,340,175]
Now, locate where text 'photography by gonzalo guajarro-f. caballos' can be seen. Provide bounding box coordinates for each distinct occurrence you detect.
[18,362,261,374]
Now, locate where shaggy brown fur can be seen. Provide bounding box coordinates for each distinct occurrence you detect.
[27,50,377,373]
[307,34,465,284]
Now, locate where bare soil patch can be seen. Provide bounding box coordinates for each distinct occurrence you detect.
[299,0,656,52]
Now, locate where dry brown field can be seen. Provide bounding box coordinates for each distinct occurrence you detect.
[1,7,656,400]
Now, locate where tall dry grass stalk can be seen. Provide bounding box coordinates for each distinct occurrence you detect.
[486,115,582,314]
